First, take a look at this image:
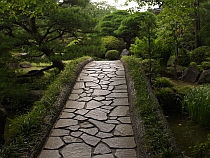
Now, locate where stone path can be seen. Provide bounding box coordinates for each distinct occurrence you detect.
[38,61,137,158]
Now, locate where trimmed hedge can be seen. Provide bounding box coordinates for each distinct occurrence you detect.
[122,56,182,158]
[105,50,120,60]
[0,56,93,158]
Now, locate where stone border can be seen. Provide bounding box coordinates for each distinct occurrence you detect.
[30,58,93,158]
[121,59,183,158]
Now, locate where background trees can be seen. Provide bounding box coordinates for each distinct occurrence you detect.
[0,0,95,73]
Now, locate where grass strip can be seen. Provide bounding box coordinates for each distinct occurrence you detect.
[122,56,182,158]
[0,56,92,158]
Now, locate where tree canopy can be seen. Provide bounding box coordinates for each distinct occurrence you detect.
[0,0,95,73]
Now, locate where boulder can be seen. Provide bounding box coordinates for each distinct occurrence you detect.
[197,70,210,84]
[19,63,32,68]
[0,108,7,145]
[120,49,129,58]
[181,66,200,83]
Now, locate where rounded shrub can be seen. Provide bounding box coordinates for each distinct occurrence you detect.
[201,61,210,70]
[191,46,210,64]
[102,36,125,52]
[178,49,191,67]
[105,50,120,60]
[153,77,175,88]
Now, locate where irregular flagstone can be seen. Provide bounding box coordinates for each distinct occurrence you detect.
[74,82,85,89]
[109,106,129,117]
[85,109,107,120]
[109,80,126,86]
[79,127,98,136]
[78,97,92,102]
[112,89,128,93]
[112,98,129,106]
[99,80,110,85]
[51,129,69,137]
[89,119,115,133]
[39,61,137,158]
[116,70,125,76]
[75,109,89,115]
[96,132,113,139]
[114,124,134,136]
[118,117,131,124]
[69,94,80,100]
[44,137,64,149]
[80,121,94,128]
[39,150,61,158]
[107,93,128,98]
[102,137,136,148]
[101,101,112,106]
[105,120,120,124]
[54,119,78,128]
[114,85,128,90]
[77,76,96,82]
[96,108,110,114]
[65,101,85,109]
[71,89,83,94]
[63,136,83,144]
[61,143,91,158]
[94,143,111,154]
[71,131,83,137]
[93,154,114,158]
[86,100,103,109]
[93,89,111,96]
[68,125,80,131]
[74,115,88,121]
[86,82,99,87]
[60,112,75,119]
[80,133,101,146]
[101,105,114,110]
[64,109,76,113]
[94,97,105,101]
[115,149,137,158]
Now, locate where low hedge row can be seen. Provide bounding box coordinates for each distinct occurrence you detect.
[122,56,182,158]
[0,56,93,158]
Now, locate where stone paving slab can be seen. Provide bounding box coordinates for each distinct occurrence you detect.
[38,60,137,158]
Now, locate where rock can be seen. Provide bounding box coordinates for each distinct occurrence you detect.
[120,49,130,58]
[181,66,200,83]
[0,108,7,145]
[198,70,210,84]
[19,63,32,68]
[8,62,19,69]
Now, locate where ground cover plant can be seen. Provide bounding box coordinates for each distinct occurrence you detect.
[0,56,92,158]
[122,56,181,158]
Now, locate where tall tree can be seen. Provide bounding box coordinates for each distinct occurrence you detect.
[98,10,130,36]
[0,0,95,76]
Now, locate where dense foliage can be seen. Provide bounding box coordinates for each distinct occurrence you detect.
[0,56,91,158]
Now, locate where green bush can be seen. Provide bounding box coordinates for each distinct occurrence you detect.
[153,77,175,88]
[201,61,210,70]
[182,85,210,126]
[105,50,120,60]
[189,62,204,71]
[102,36,125,52]
[122,56,180,157]
[191,46,210,64]
[178,49,191,67]
[141,59,161,76]
[1,56,92,158]
[154,39,173,68]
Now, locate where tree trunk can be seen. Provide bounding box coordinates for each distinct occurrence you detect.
[0,108,7,145]
[194,0,201,48]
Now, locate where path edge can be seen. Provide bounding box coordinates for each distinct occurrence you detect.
[121,58,183,158]
[30,58,93,158]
